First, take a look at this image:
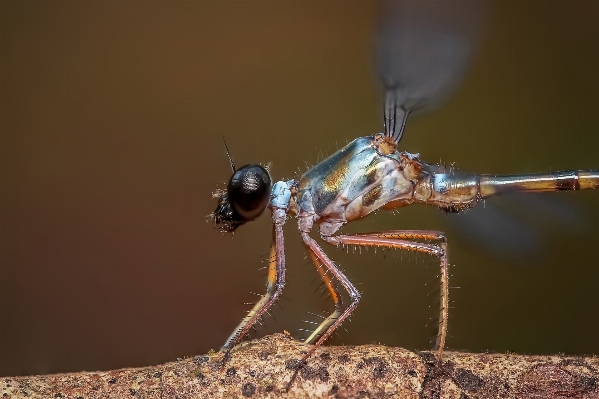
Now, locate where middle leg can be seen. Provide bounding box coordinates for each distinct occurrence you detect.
[303,244,344,345]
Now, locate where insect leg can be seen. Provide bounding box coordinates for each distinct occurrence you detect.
[303,245,344,345]
[221,222,286,354]
[286,232,360,390]
[297,233,360,356]
[330,230,448,358]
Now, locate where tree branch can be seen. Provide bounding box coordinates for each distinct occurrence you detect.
[2,333,598,398]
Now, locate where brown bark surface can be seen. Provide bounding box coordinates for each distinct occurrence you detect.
[2,333,598,398]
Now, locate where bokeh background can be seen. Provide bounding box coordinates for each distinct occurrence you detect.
[1,1,598,377]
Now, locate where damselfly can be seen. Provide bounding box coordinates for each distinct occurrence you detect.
[210,0,598,385]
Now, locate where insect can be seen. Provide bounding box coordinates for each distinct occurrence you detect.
[210,0,598,386]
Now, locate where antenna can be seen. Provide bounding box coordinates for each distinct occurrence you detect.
[222,136,236,173]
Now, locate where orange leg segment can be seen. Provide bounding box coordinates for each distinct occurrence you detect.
[221,223,286,354]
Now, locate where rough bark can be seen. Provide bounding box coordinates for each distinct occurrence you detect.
[2,333,598,398]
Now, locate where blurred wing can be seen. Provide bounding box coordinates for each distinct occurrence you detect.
[376,0,488,142]
[445,193,588,260]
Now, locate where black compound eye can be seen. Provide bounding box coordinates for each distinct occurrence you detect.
[227,164,272,221]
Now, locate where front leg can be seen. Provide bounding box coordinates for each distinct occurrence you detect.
[221,215,287,360]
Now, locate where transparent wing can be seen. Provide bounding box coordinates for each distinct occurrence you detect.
[376,0,489,142]
[445,193,588,260]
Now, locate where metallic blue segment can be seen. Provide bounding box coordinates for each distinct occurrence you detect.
[270,180,293,209]
[298,136,390,215]
[433,174,450,194]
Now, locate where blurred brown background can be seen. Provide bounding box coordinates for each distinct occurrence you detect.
[1,1,598,377]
